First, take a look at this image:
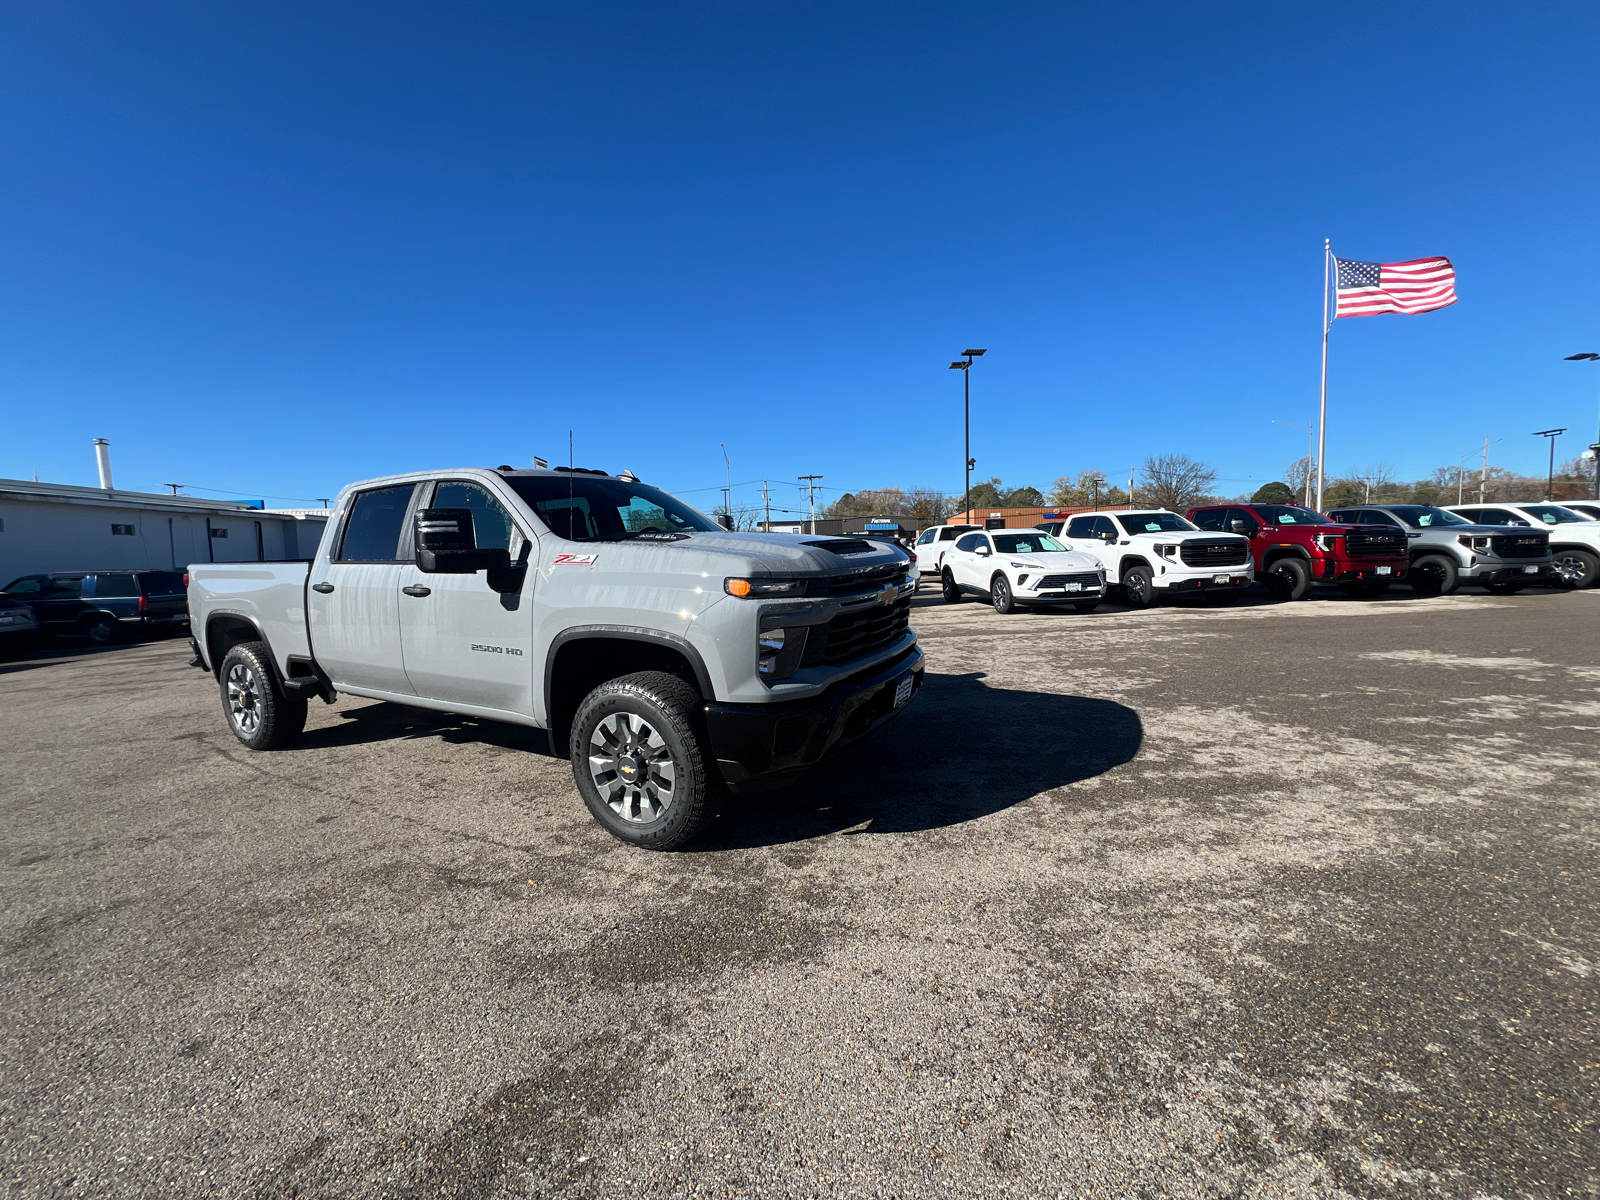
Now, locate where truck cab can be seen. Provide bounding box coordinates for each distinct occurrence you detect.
[1186,502,1409,600]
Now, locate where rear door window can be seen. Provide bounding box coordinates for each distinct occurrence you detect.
[90,574,139,597]
[139,572,186,595]
[47,577,85,597]
[337,485,417,562]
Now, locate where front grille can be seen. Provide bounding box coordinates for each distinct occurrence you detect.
[1345,529,1407,557]
[1491,533,1549,559]
[801,596,911,667]
[813,563,909,598]
[1036,573,1102,590]
[1178,540,1250,567]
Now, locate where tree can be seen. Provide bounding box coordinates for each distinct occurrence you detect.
[1284,456,1314,505]
[1251,481,1295,504]
[1001,485,1043,507]
[1139,454,1218,511]
[1047,469,1124,507]
[965,477,1004,509]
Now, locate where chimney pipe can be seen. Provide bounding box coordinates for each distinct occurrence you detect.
[94,438,114,490]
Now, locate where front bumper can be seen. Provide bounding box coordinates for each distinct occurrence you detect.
[1471,562,1553,583]
[705,643,925,793]
[1320,556,1409,582]
[1154,569,1252,592]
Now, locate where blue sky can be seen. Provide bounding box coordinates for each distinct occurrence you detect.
[3,2,1597,516]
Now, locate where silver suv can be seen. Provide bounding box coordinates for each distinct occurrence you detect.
[1326,504,1552,595]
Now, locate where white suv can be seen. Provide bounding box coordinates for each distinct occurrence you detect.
[938,529,1106,613]
[912,524,982,583]
[1055,509,1254,607]
[1445,502,1600,588]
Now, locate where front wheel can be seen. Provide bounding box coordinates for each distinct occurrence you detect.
[990,574,1018,614]
[219,641,307,750]
[1121,564,1158,609]
[1409,555,1459,596]
[1551,547,1600,589]
[570,671,710,850]
[1264,557,1312,602]
[941,569,963,604]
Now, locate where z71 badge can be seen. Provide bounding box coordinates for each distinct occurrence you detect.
[552,553,599,566]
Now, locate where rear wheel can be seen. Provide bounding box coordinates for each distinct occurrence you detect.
[1551,547,1600,589]
[1341,581,1391,598]
[1263,557,1312,602]
[990,574,1018,614]
[1409,555,1459,596]
[570,671,710,850]
[941,569,963,604]
[218,641,307,750]
[1121,564,1158,609]
[82,614,118,645]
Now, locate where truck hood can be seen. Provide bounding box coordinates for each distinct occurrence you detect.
[645,531,910,575]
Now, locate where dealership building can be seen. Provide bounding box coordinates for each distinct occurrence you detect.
[0,442,327,583]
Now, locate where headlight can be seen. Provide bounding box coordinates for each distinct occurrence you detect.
[1313,534,1342,551]
[1155,543,1177,559]
[725,577,806,598]
[1457,535,1490,551]
[757,626,809,681]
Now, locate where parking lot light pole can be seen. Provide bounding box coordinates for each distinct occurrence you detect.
[949,349,986,522]
[1566,353,1600,498]
[1533,428,1567,501]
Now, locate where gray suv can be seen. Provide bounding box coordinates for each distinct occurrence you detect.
[1325,505,1552,595]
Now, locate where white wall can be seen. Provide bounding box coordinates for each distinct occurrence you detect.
[0,498,328,582]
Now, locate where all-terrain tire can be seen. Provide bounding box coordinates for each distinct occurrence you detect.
[1264,557,1312,602]
[1408,555,1459,596]
[1551,547,1600,589]
[219,640,307,750]
[941,569,963,604]
[569,671,711,851]
[991,574,1018,614]
[1121,564,1159,609]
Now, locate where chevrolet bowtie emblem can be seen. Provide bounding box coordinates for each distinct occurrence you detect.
[878,586,898,606]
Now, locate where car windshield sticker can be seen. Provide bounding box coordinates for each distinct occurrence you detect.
[552,553,599,566]
[1144,522,1162,531]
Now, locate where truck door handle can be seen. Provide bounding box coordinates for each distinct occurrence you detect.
[402,585,431,598]
[311,582,334,594]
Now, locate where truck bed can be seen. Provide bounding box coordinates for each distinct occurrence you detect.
[188,561,313,674]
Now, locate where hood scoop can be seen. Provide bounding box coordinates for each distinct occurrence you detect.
[802,539,875,556]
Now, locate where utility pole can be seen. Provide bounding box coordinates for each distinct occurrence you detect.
[948,349,987,524]
[720,444,732,528]
[761,479,771,531]
[798,475,823,534]
[1534,429,1566,501]
[1127,467,1136,507]
[1480,437,1491,503]
[163,483,182,496]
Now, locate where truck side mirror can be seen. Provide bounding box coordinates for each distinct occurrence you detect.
[1099,529,1116,542]
[718,513,735,530]
[1229,519,1250,534]
[415,508,511,573]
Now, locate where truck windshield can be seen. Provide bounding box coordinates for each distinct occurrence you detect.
[992,533,1065,553]
[1386,505,1472,529]
[503,475,720,541]
[1115,512,1196,534]
[1520,505,1590,525]
[1254,504,1332,526]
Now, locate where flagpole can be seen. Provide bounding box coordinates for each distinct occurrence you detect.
[1316,238,1331,510]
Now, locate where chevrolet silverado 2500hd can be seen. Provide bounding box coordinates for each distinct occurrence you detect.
[188,466,924,849]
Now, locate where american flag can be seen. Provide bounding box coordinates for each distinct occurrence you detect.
[1334,256,1456,318]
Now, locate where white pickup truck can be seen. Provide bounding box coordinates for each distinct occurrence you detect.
[187,465,924,849]
[1037,509,1254,606]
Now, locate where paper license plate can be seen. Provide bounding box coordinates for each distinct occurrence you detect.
[893,676,914,709]
[1063,582,1082,592]
[1375,566,1392,575]
[1523,565,1540,574]
[1212,574,1230,584]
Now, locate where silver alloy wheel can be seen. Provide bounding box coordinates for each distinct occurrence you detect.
[226,662,263,734]
[588,711,676,824]
[1552,552,1592,585]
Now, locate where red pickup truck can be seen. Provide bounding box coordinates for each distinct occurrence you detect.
[1185,502,1410,600]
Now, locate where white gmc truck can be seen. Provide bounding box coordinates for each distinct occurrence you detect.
[1038,509,1254,606]
[187,465,923,849]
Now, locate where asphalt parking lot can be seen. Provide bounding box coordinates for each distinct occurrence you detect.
[3,587,1597,1200]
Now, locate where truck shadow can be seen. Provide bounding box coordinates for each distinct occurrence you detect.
[295,703,552,754]
[694,671,1143,850]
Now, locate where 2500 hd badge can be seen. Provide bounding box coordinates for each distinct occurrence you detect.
[469,643,523,656]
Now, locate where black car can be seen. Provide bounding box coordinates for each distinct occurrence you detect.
[0,570,189,644]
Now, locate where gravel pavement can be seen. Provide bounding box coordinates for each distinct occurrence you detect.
[2,586,1596,1199]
